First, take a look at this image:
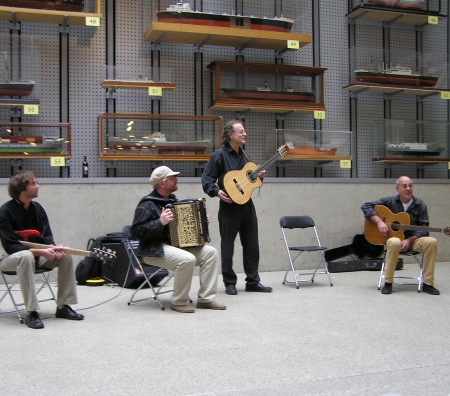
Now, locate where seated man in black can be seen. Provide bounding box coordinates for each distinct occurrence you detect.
[0,170,84,329]
[361,176,439,295]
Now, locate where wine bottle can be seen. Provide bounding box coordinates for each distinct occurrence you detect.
[82,156,89,178]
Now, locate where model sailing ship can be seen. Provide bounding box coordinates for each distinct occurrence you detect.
[354,66,438,88]
[365,0,426,11]
[221,88,315,103]
[0,0,84,12]
[0,136,64,154]
[285,142,337,156]
[157,3,294,33]
[107,132,209,153]
[0,53,34,97]
[385,141,445,156]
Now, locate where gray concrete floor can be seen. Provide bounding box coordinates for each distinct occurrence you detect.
[1,264,450,396]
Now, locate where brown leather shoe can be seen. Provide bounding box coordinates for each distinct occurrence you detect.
[170,304,195,313]
[196,301,227,310]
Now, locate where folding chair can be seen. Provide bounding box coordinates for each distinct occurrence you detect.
[280,216,333,289]
[0,267,57,323]
[122,226,174,310]
[377,250,424,293]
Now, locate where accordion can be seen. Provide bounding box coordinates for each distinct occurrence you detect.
[166,199,211,248]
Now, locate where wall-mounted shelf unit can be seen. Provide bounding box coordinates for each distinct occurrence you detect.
[0,98,40,110]
[144,22,311,52]
[101,81,176,90]
[98,113,223,162]
[343,83,449,97]
[207,61,326,114]
[0,0,102,25]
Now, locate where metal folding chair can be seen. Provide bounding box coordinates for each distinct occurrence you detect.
[0,267,57,323]
[122,226,174,310]
[377,250,424,293]
[280,216,333,289]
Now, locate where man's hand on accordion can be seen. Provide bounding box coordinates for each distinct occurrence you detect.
[160,208,174,226]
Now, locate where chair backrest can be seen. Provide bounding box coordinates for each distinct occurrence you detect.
[280,216,315,229]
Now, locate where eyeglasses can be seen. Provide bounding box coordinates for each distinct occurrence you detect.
[233,129,246,134]
[399,184,413,189]
[163,176,178,182]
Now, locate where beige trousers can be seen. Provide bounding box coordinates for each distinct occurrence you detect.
[0,250,78,312]
[384,236,437,285]
[143,244,219,306]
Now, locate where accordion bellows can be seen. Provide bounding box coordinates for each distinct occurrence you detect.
[167,199,211,248]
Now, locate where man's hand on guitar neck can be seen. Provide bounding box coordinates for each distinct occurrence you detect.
[218,189,233,204]
[30,245,66,261]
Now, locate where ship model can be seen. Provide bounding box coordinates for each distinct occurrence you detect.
[386,141,445,156]
[221,87,315,103]
[285,142,337,156]
[0,0,84,12]
[0,53,34,97]
[0,136,64,154]
[107,132,209,153]
[354,66,438,88]
[365,0,426,11]
[157,3,294,33]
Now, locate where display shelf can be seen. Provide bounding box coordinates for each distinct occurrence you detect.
[0,121,71,159]
[372,157,450,163]
[207,61,326,114]
[277,155,352,162]
[0,98,40,109]
[98,113,222,162]
[343,83,449,97]
[101,81,176,90]
[144,22,311,52]
[0,0,102,26]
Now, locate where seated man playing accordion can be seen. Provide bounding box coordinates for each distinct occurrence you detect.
[130,166,226,313]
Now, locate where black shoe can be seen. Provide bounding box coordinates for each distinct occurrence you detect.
[381,282,392,294]
[245,283,273,293]
[55,305,84,320]
[225,285,238,295]
[422,283,440,295]
[25,311,44,329]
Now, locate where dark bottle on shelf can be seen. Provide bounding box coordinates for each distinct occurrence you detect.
[82,156,89,178]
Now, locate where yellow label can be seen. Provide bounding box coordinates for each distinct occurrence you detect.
[428,16,438,25]
[340,160,351,169]
[148,87,163,96]
[286,40,300,50]
[86,17,100,26]
[314,110,326,119]
[448,162,450,170]
[441,91,450,100]
[50,157,65,167]
[23,105,39,115]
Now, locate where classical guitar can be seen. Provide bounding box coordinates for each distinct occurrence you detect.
[15,229,116,263]
[221,145,289,205]
[364,205,450,245]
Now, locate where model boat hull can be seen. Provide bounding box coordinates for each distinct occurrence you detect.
[0,0,84,12]
[386,144,444,156]
[221,88,315,102]
[157,11,294,33]
[365,0,426,11]
[355,71,438,87]
[287,147,337,156]
[0,81,34,97]
[108,137,209,153]
[0,136,63,154]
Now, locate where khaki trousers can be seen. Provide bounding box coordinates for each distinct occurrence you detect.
[143,244,219,306]
[384,236,437,285]
[0,250,78,312]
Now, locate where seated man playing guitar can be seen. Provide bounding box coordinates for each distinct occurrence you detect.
[0,170,84,329]
[361,176,439,295]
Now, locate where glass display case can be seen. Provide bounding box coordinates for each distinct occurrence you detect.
[98,113,222,161]
[101,65,175,90]
[0,122,71,158]
[372,119,450,161]
[207,61,326,114]
[347,47,448,90]
[349,0,441,14]
[271,129,351,161]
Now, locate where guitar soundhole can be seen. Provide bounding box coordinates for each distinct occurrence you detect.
[246,170,256,182]
[391,222,400,232]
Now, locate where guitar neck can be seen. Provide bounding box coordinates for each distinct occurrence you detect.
[20,241,90,258]
[248,151,284,180]
[395,224,445,234]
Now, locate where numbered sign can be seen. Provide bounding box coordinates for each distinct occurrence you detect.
[50,157,65,167]
[23,105,39,115]
[86,17,100,27]
[286,40,300,50]
[428,16,438,25]
[314,110,326,119]
[340,160,351,169]
[441,91,450,100]
[148,87,163,96]
[448,162,450,170]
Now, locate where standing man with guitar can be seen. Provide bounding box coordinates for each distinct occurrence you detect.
[201,119,272,295]
[0,170,84,329]
[361,176,439,295]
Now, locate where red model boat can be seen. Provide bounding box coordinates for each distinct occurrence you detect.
[0,0,84,12]
[0,81,34,97]
[286,143,337,156]
[365,0,426,11]
[221,88,315,103]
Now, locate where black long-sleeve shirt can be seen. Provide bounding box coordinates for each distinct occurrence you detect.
[0,199,55,256]
[361,195,430,239]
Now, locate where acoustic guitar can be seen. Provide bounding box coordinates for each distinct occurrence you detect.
[221,145,289,205]
[15,229,116,262]
[363,205,450,245]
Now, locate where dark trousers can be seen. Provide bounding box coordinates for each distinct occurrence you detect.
[218,199,261,286]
